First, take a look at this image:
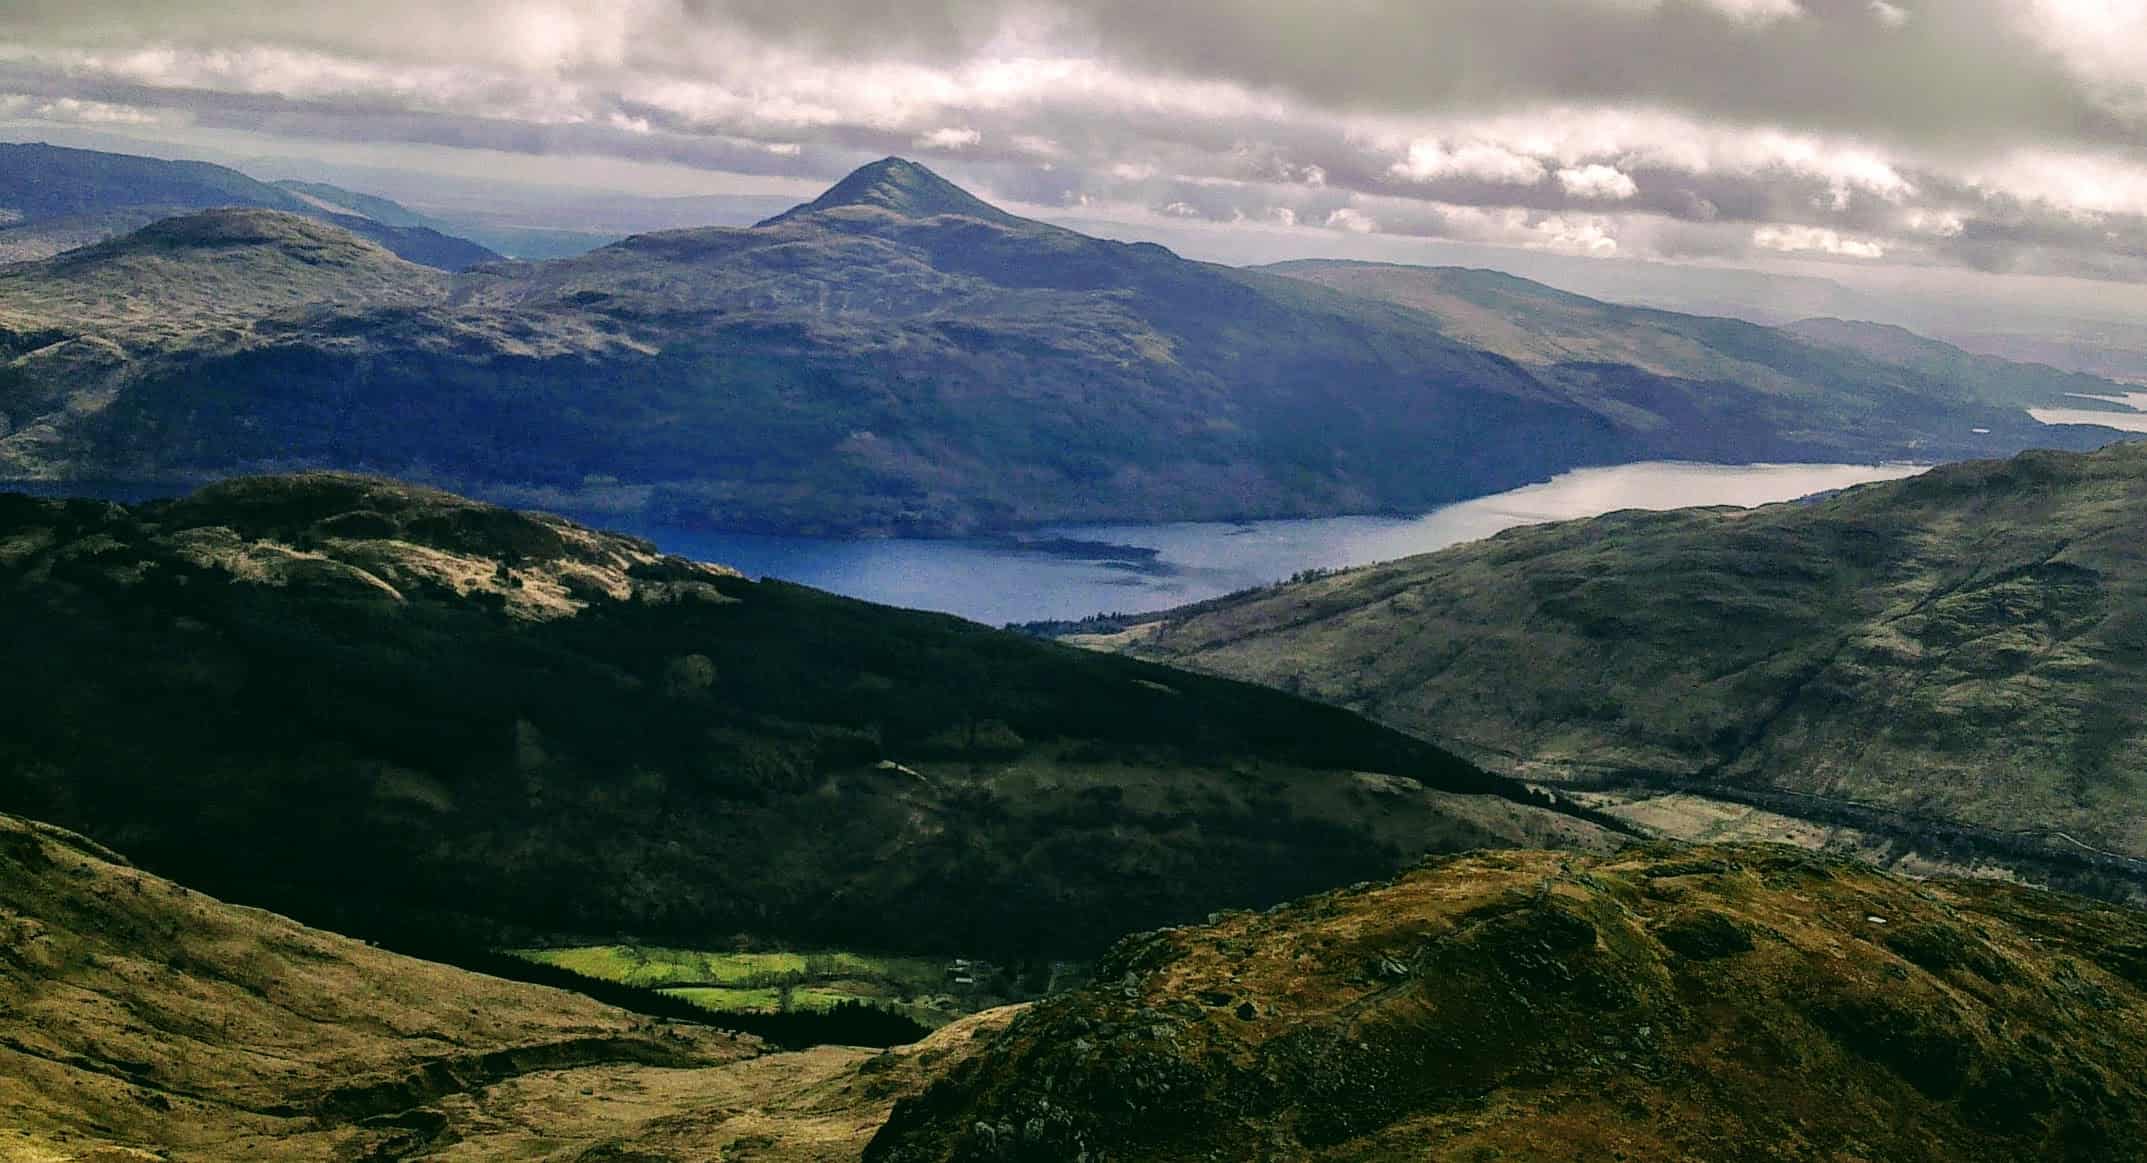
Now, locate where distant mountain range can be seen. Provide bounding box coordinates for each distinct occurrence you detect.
[0,142,500,270]
[268,175,630,261]
[1269,260,2132,414]
[1093,441,2147,879]
[0,154,2134,534]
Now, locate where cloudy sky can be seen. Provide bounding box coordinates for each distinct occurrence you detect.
[2,0,2144,282]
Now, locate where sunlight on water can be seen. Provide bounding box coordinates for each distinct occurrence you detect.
[641,461,1930,625]
[2030,392,2147,434]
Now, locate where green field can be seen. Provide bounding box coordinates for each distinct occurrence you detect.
[507,944,1064,1028]
[658,986,786,1013]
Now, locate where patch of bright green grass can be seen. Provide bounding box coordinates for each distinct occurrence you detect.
[509,943,1070,1030]
[660,986,787,1014]
[509,945,949,991]
[510,946,816,987]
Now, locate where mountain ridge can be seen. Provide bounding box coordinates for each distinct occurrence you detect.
[1263,258,2124,413]
[0,157,2132,535]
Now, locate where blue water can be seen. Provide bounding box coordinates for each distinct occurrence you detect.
[6,460,1927,626]
[614,461,1929,625]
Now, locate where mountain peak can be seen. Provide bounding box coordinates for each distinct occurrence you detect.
[760,157,1023,227]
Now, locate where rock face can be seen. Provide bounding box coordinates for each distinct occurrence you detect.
[0,473,1614,962]
[866,844,2147,1163]
[1115,442,2147,866]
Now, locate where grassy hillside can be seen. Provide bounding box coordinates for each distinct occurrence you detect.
[0,473,1616,965]
[0,808,740,1157]
[2,157,2123,536]
[0,807,1018,1160]
[0,142,499,270]
[0,210,452,464]
[0,209,447,336]
[1110,442,2147,867]
[868,844,2147,1162]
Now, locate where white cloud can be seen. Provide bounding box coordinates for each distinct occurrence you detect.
[1902,208,1963,237]
[914,126,981,150]
[1586,0,1804,24]
[1389,140,1547,186]
[1529,214,1621,254]
[1730,131,1915,208]
[1869,1,1911,27]
[1753,224,1886,257]
[2022,0,2147,120]
[1969,147,2147,219]
[0,93,169,125]
[1326,207,1379,233]
[1556,164,1639,200]
[1366,110,1917,211]
[1695,0,1807,24]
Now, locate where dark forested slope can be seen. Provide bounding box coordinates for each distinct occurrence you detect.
[0,474,1614,961]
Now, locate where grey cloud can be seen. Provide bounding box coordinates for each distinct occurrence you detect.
[1,0,2135,149]
[1066,0,2132,149]
[3,0,2145,283]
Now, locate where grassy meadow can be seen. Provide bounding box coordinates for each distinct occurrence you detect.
[509,944,1065,1028]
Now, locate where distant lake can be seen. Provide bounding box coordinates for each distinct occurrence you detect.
[615,461,1931,626]
[2031,392,2147,434]
[4,460,1929,626]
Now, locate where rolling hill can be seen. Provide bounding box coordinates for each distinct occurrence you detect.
[0,473,1616,966]
[1099,442,2147,875]
[0,142,500,270]
[0,156,2128,536]
[868,844,2147,1162]
[23,805,2147,1161]
[0,807,1016,1161]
